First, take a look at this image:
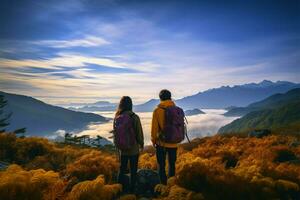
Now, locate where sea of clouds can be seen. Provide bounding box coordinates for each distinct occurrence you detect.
[71,109,238,145]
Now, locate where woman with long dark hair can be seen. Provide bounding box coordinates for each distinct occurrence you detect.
[113,96,144,193]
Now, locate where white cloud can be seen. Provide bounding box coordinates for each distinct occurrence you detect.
[1,14,298,105]
[32,35,110,48]
[0,51,160,75]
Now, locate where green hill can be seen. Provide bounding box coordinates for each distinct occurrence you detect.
[219,89,300,134]
[224,88,300,116]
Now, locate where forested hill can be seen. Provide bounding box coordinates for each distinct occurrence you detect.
[224,88,300,116]
[219,88,300,134]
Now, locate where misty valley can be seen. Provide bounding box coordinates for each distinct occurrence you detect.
[69,110,238,145]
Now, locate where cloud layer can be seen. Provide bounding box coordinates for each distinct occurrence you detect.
[31,36,110,48]
[74,110,238,145]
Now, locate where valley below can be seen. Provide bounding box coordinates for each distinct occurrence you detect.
[70,109,238,145]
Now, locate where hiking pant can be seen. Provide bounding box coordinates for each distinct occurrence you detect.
[118,154,139,193]
[156,145,177,185]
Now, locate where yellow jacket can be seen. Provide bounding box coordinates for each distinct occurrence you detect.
[151,100,178,148]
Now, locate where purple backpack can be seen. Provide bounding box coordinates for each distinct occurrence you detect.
[159,106,186,143]
[113,113,137,150]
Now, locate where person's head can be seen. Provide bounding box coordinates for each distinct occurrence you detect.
[115,96,133,117]
[159,89,172,101]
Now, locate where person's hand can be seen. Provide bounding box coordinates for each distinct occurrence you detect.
[139,146,144,152]
[152,141,157,148]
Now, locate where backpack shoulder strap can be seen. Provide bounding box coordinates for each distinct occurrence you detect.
[129,112,136,122]
[157,106,168,132]
[128,112,137,127]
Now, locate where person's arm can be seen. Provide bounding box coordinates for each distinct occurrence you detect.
[151,110,159,146]
[134,115,144,150]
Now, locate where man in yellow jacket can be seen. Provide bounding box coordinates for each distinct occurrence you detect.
[151,89,178,185]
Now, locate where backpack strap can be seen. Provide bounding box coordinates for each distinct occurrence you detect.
[129,112,136,118]
[129,112,140,144]
[156,105,174,131]
[129,112,136,126]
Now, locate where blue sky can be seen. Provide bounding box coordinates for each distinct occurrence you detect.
[0,0,299,104]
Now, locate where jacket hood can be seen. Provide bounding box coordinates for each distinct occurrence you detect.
[158,100,175,108]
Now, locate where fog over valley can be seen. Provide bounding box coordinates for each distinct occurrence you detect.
[68,110,238,145]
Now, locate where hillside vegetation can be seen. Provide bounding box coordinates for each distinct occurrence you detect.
[0,132,300,200]
[224,88,300,117]
[219,102,300,134]
[219,88,300,134]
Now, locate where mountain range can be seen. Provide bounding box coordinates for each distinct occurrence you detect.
[134,80,300,111]
[218,88,300,134]
[62,80,300,113]
[0,91,108,136]
[1,80,299,138]
[60,101,116,108]
[69,105,117,112]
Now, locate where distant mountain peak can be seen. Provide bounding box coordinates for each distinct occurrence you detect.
[176,80,300,109]
[259,80,297,87]
[275,80,296,85]
[146,99,159,103]
[94,100,110,104]
[209,80,281,91]
[257,80,296,87]
[259,80,273,85]
[239,80,293,89]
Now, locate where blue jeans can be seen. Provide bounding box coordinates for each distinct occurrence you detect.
[156,145,177,185]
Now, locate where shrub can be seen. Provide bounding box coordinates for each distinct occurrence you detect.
[14,137,52,164]
[1,133,300,199]
[154,177,204,200]
[66,150,118,182]
[0,165,61,200]
[0,133,16,161]
[139,152,157,170]
[67,175,121,200]
[273,147,297,162]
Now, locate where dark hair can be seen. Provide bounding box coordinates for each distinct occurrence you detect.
[115,96,133,117]
[159,89,171,101]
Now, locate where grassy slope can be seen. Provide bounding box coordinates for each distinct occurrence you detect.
[219,101,300,134]
[224,88,300,116]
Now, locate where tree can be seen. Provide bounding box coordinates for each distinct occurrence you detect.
[0,95,11,133]
[0,94,26,135]
[95,135,104,147]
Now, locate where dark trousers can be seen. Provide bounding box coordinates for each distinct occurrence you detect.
[156,145,177,185]
[118,154,139,193]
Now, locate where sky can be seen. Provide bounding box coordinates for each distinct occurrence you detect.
[0,0,299,104]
